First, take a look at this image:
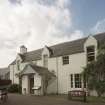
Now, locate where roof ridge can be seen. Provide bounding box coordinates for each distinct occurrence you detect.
[24,48,42,55]
[10,32,105,65]
[25,32,105,53]
[24,36,87,54]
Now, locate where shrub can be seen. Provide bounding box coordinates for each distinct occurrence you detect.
[8,84,21,93]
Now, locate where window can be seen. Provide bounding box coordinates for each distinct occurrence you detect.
[74,74,82,88]
[87,46,95,62]
[17,60,20,71]
[62,56,69,65]
[43,55,48,68]
[70,74,82,88]
[70,74,73,88]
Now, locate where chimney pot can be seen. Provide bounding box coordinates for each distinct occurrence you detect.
[20,45,27,54]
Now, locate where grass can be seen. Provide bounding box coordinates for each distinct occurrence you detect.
[48,94,105,103]
[67,95,105,103]
[87,96,105,103]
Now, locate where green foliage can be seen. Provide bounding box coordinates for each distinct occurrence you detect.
[87,96,105,103]
[8,84,21,93]
[95,81,105,97]
[83,43,105,97]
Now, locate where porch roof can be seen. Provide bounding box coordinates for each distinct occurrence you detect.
[20,64,55,77]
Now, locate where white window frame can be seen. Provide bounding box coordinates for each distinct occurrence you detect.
[70,74,73,88]
[87,46,95,63]
[70,73,82,88]
[74,74,82,88]
[62,56,69,65]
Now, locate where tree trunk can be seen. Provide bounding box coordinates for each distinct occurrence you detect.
[97,91,101,97]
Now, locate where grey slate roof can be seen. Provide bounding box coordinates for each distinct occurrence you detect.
[10,32,105,65]
[30,64,55,77]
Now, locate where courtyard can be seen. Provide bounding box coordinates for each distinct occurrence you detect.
[2,94,105,105]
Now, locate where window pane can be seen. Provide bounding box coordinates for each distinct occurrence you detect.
[88,56,95,62]
[87,46,95,62]
[87,46,94,52]
[62,56,69,65]
[70,74,73,88]
[74,74,81,88]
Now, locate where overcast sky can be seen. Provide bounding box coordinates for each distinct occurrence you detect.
[0,0,105,67]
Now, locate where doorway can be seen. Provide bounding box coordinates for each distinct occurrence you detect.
[29,74,34,94]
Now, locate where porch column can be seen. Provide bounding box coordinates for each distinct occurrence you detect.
[33,74,42,95]
[22,75,30,94]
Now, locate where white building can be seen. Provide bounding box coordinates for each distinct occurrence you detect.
[9,33,105,95]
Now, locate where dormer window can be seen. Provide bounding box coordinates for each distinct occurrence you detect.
[62,56,69,65]
[87,46,95,63]
[43,55,48,68]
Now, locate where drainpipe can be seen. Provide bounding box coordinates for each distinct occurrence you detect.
[13,65,14,84]
[56,57,59,94]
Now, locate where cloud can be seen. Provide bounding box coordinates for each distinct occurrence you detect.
[91,19,105,34]
[0,0,83,67]
[70,30,84,41]
[9,0,21,5]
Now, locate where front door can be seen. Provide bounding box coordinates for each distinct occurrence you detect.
[29,74,34,94]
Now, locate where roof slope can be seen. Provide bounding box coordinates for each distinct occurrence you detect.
[10,32,105,65]
[20,64,55,77]
[30,64,55,76]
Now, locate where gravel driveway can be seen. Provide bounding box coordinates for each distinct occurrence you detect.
[2,94,105,105]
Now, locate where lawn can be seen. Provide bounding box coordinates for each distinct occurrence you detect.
[68,96,105,103]
[87,96,105,103]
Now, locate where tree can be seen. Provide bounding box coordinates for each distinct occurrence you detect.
[42,72,56,95]
[83,43,105,97]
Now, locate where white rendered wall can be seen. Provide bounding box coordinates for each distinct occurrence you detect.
[9,65,14,84]
[10,36,98,95]
[34,74,41,87]
[37,60,43,67]
[9,65,19,84]
[57,52,86,94]
[47,58,58,94]
[22,75,29,94]
[34,73,42,95]
[9,62,28,84]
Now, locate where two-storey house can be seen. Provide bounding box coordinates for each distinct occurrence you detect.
[9,33,105,96]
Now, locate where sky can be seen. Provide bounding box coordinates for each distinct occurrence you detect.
[0,0,105,67]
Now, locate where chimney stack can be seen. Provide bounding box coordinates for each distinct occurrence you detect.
[20,45,27,54]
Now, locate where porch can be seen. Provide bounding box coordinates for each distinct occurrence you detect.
[20,64,55,95]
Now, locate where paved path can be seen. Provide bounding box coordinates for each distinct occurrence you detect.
[1,94,105,105]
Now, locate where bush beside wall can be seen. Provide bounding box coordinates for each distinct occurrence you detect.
[8,84,21,93]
